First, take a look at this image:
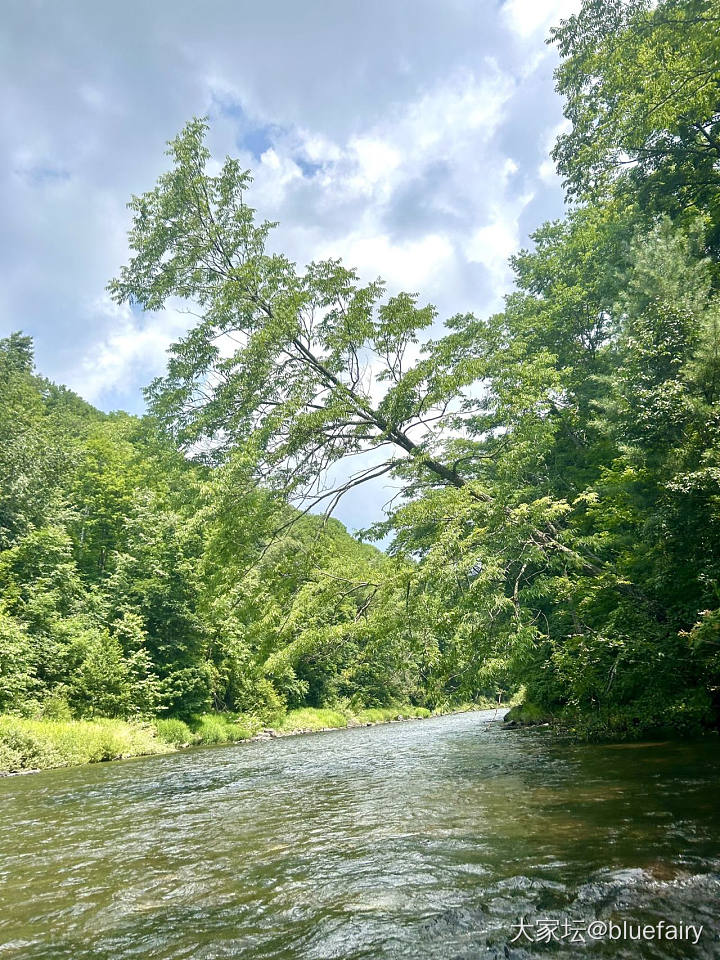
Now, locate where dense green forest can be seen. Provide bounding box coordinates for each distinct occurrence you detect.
[0,333,457,725]
[2,0,720,751]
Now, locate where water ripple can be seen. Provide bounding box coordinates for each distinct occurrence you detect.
[0,712,718,959]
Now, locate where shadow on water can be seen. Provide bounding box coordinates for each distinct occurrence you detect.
[0,712,718,959]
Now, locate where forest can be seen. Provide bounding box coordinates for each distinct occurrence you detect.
[1,0,719,770]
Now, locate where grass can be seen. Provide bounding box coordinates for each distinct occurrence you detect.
[153,717,195,746]
[0,712,258,774]
[0,700,503,774]
[189,714,255,744]
[0,716,171,774]
[276,705,436,731]
[276,707,349,732]
[353,705,431,724]
[153,714,256,746]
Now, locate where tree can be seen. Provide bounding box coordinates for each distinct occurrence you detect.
[0,335,68,551]
[0,332,34,375]
[111,122,517,504]
[551,0,720,257]
[198,464,432,711]
[0,609,37,712]
[111,121,607,595]
[106,497,212,718]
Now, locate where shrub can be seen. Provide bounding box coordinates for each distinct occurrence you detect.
[278,707,349,732]
[191,713,252,744]
[154,717,194,745]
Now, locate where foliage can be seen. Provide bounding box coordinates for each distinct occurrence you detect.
[153,717,194,745]
[0,716,170,773]
[552,0,720,257]
[275,707,349,732]
[189,713,254,743]
[0,334,439,729]
[2,0,719,745]
[107,0,720,741]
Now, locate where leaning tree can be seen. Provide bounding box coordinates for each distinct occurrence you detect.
[110,120,596,574]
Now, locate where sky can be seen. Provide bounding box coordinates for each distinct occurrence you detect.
[1,0,578,531]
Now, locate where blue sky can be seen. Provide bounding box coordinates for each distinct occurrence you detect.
[2,0,578,529]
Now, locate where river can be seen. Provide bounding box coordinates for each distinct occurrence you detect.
[0,711,718,959]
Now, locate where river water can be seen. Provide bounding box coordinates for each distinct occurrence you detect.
[0,711,718,959]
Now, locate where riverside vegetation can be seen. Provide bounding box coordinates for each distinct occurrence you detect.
[2,0,720,772]
[0,706,442,774]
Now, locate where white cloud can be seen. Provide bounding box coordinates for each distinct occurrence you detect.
[538,157,556,183]
[301,133,342,164]
[347,137,404,195]
[70,297,188,405]
[502,0,579,39]
[538,118,570,183]
[277,66,515,217]
[1,0,571,526]
[251,66,520,304]
[253,148,304,204]
[466,191,534,294]
[338,233,455,294]
[402,65,512,150]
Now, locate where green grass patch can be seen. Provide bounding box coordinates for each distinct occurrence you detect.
[276,704,433,730]
[190,713,255,744]
[153,717,194,746]
[0,716,170,774]
[354,705,431,724]
[277,707,349,732]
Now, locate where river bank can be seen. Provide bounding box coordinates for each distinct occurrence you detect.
[0,701,504,776]
[503,697,720,743]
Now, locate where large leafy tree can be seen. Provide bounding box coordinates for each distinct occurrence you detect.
[110,121,603,591]
[108,123,631,714]
[552,0,720,255]
[110,120,470,505]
